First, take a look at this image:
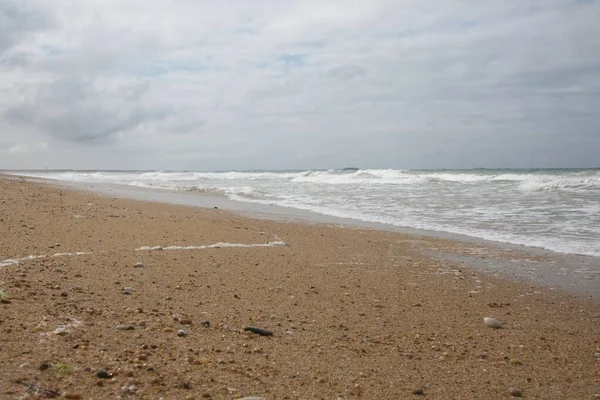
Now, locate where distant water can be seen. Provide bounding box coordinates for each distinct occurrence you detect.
[14,169,600,257]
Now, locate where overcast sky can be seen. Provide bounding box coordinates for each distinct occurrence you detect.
[1,0,599,170]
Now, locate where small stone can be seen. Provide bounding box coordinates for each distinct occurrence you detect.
[177,329,188,337]
[243,326,273,336]
[510,359,522,365]
[412,388,425,395]
[0,299,11,304]
[39,361,52,371]
[123,287,134,295]
[483,317,503,329]
[200,320,210,327]
[135,262,144,268]
[122,385,137,394]
[117,324,135,331]
[180,319,192,325]
[96,370,113,379]
[63,392,82,399]
[61,292,68,297]
[509,387,522,397]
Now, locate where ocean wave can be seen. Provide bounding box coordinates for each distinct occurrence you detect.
[516,176,600,192]
[290,169,427,184]
[136,170,305,181]
[16,169,600,190]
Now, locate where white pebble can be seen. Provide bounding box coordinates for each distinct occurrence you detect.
[123,287,134,295]
[483,317,503,329]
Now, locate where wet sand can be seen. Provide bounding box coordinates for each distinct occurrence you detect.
[0,176,599,399]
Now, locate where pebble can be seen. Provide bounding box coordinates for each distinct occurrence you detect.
[39,362,52,371]
[180,319,192,325]
[135,262,144,268]
[200,320,210,327]
[63,392,82,399]
[483,317,503,329]
[117,324,135,331]
[243,326,273,336]
[0,299,11,304]
[177,329,188,337]
[412,388,425,395]
[123,287,134,295]
[96,370,113,379]
[509,387,523,397]
[122,385,137,394]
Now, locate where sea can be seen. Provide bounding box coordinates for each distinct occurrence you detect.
[12,168,600,258]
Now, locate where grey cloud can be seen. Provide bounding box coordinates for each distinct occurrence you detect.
[326,65,367,81]
[0,0,53,54]
[0,0,599,170]
[5,78,168,144]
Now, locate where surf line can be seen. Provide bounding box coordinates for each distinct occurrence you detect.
[0,252,91,268]
[0,242,287,268]
[135,241,287,251]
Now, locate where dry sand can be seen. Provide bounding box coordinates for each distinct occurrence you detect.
[0,176,598,399]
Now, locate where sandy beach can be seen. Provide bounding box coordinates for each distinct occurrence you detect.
[0,176,598,399]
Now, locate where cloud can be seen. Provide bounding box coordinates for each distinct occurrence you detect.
[4,77,168,144]
[0,0,54,54]
[0,0,599,169]
[327,65,367,81]
[7,144,31,154]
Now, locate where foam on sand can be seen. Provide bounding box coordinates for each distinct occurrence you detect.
[0,243,286,268]
[0,252,92,268]
[135,241,287,251]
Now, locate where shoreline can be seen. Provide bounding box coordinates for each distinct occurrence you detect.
[1,176,599,399]
[15,175,600,300]
[4,169,599,259]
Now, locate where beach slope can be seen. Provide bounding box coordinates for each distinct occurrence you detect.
[0,177,598,399]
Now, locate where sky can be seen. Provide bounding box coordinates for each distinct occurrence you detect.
[0,0,599,170]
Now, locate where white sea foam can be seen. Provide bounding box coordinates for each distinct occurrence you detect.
[135,241,287,251]
[0,255,45,268]
[52,252,91,257]
[0,252,91,268]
